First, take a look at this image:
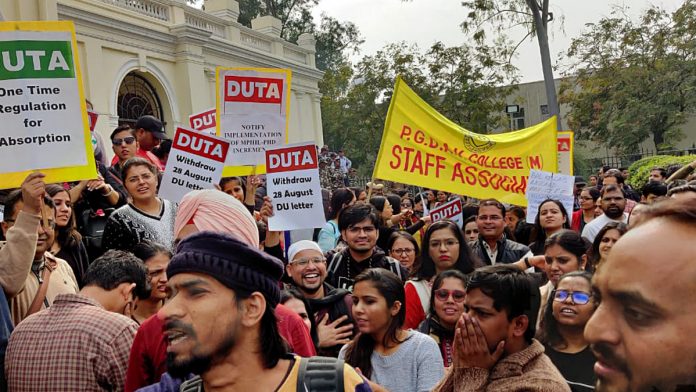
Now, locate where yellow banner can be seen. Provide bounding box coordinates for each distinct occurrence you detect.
[373,77,558,206]
[0,21,97,189]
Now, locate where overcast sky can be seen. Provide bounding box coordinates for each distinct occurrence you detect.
[311,0,685,83]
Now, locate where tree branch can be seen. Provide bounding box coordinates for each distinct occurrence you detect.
[508,30,534,64]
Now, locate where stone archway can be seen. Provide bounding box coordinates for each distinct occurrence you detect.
[117,72,165,127]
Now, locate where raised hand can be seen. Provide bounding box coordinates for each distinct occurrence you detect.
[21,172,46,215]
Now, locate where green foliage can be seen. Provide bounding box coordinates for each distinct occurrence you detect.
[560,1,696,154]
[320,41,518,171]
[627,155,696,189]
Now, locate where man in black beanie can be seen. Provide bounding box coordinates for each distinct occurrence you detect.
[139,231,369,392]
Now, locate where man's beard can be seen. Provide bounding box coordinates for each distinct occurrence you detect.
[166,321,238,379]
[604,206,624,219]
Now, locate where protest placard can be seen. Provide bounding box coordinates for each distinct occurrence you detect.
[429,199,464,228]
[525,169,575,224]
[266,142,325,231]
[372,77,557,207]
[216,67,291,176]
[0,21,97,189]
[159,127,230,203]
[189,108,216,135]
[557,131,574,175]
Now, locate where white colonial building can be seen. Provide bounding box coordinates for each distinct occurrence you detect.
[0,0,324,160]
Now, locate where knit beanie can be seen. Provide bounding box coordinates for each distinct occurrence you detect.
[174,189,259,246]
[168,231,284,306]
[287,240,323,262]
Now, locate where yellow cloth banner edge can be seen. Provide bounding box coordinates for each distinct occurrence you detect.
[0,20,98,189]
[372,77,559,206]
[215,67,292,176]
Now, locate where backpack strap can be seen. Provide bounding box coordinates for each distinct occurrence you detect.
[179,375,203,392]
[297,356,345,392]
[328,252,344,277]
[385,256,403,281]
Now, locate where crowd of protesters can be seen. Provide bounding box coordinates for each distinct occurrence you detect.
[0,115,694,391]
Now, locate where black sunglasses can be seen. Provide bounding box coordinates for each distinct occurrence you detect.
[112,136,136,146]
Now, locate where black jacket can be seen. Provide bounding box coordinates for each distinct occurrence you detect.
[470,236,530,265]
[325,247,407,291]
[304,283,355,357]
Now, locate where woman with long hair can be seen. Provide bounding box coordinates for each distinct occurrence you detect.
[537,271,597,392]
[538,230,590,325]
[102,158,178,253]
[317,188,355,252]
[571,187,600,233]
[387,231,420,272]
[529,199,571,255]
[398,196,429,246]
[417,270,468,367]
[463,216,479,243]
[403,220,481,330]
[131,240,172,325]
[589,222,628,271]
[46,184,90,287]
[340,269,444,392]
[280,287,319,349]
[369,195,428,253]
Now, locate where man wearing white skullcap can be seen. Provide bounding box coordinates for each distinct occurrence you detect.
[285,240,357,357]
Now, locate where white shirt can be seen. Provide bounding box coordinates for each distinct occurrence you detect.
[581,212,629,243]
[338,156,351,173]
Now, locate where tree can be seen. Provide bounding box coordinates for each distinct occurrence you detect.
[320,41,517,171]
[559,1,696,153]
[460,0,562,130]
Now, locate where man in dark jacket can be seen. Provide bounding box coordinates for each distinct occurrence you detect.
[325,204,407,291]
[286,240,356,357]
[470,199,531,265]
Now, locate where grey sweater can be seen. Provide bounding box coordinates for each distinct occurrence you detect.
[339,330,444,392]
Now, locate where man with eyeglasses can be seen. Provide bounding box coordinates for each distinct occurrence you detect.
[285,240,356,357]
[1,185,78,326]
[470,199,531,265]
[109,125,139,181]
[434,265,569,392]
[581,185,629,243]
[326,203,407,291]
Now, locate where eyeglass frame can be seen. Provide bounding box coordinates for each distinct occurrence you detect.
[429,239,459,249]
[290,257,326,268]
[390,248,415,256]
[552,289,593,305]
[434,288,466,303]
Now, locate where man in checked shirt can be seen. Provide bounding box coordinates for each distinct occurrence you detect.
[5,250,150,391]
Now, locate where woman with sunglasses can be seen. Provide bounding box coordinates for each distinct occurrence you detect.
[417,270,468,367]
[340,268,444,392]
[403,221,481,330]
[537,271,597,392]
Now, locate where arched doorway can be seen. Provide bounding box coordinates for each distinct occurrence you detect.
[117,72,165,127]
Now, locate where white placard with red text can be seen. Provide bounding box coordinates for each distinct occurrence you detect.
[266,142,325,231]
[159,127,230,203]
[429,199,464,228]
[189,108,216,135]
[216,67,291,175]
